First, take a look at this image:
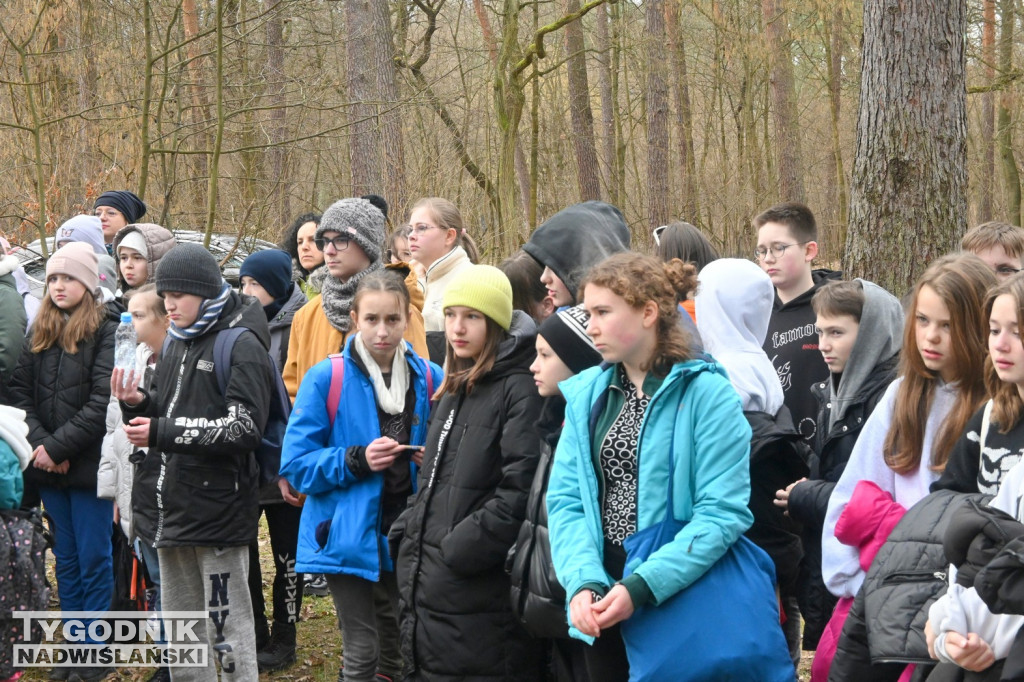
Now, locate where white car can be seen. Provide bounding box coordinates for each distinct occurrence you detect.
[11,230,277,299]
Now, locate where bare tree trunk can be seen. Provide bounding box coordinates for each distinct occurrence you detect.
[345,0,383,196]
[997,0,1020,225]
[265,2,289,228]
[565,0,601,201]
[182,0,211,202]
[474,0,531,220]
[594,3,617,205]
[980,0,995,222]
[762,0,805,202]
[371,0,406,217]
[844,0,967,293]
[666,0,698,220]
[645,0,671,229]
[203,0,225,245]
[826,4,848,245]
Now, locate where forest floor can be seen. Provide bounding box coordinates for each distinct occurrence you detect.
[21,518,815,681]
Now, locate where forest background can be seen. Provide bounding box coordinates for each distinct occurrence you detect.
[0,1,1004,293]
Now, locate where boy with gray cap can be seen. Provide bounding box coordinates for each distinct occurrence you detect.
[281,197,428,400]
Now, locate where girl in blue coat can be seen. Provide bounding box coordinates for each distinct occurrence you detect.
[547,252,783,680]
[281,270,441,682]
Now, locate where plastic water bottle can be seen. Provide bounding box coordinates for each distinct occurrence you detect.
[114,312,137,386]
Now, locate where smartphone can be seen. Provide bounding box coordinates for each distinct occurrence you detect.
[398,445,423,459]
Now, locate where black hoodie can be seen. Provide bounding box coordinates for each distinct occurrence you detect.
[761,268,842,441]
[124,292,275,548]
[523,201,630,303]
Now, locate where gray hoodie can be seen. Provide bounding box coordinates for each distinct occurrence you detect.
[826,280,904,433]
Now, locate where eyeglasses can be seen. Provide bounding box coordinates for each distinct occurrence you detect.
[406,223,443,236]
[314,235,351,252]
[754,241,809,261]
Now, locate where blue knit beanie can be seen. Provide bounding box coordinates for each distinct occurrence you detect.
[240,249,293,300]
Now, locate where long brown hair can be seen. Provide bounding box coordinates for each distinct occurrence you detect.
[884,253,995,474]
[986,275,1024,432]
[31,290,105,354]
[580,252,697,376]
[435,316,505,398]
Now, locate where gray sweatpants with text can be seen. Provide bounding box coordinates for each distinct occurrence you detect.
[159,545,258,681]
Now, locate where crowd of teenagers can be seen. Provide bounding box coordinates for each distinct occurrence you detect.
[8,192,1024,682]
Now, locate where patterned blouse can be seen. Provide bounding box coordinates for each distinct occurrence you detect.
[600,367,651,545]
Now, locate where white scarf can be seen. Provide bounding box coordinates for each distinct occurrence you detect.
[353,333,409,415]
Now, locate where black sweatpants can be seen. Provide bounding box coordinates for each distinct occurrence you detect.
[248,501,303,626]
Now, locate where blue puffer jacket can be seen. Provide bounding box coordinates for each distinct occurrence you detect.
[547,358,754,641]
[281,338,442,579]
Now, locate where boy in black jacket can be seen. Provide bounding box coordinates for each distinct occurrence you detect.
[114,244,275,680]
[774,279,904,651]
[755,202,841,443]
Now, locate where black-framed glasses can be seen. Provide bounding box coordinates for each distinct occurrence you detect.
[754,241,809,261]
[315,235,351,252]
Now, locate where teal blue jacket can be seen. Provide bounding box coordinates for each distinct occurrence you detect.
[546,358,754,641]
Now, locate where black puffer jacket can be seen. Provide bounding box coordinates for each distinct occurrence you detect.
[8,308,117,490]
[124,293,274,548]
[508,396,568,640]
[790,354,897,649]
[830,490,989,682]
[744,407,809,593]
[392,311,545,681]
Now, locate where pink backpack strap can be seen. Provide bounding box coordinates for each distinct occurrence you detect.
[422,356,434,398]
[327,354,345,426]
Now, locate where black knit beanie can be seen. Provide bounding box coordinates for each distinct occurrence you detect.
[361,194,389,220]
[94,190,147,224]
[537,305,603,374]
[156,243,223,299]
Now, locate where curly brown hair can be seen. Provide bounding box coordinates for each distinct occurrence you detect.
[580,252,697,376]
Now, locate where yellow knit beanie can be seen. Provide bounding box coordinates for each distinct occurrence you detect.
[442,264,514,330]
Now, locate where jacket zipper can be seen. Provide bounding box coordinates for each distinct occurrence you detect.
[155,342,191,544]
[880,569,946,585]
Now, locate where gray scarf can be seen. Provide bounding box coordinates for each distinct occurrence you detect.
[319,262,383,333]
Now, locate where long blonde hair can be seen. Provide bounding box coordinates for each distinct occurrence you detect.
[884,253,994,474]
[31,292,105,354]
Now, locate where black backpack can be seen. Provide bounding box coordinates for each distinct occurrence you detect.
[212,327,291,484]
[0,508,53,678]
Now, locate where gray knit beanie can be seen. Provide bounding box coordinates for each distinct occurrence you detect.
[316,198,385,265]
[155,243,223,299]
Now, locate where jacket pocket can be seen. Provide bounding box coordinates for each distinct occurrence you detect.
[880,569,947,585]
[178,464,238,493]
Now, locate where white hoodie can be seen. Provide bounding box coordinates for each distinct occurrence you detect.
[695,258,784,415]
